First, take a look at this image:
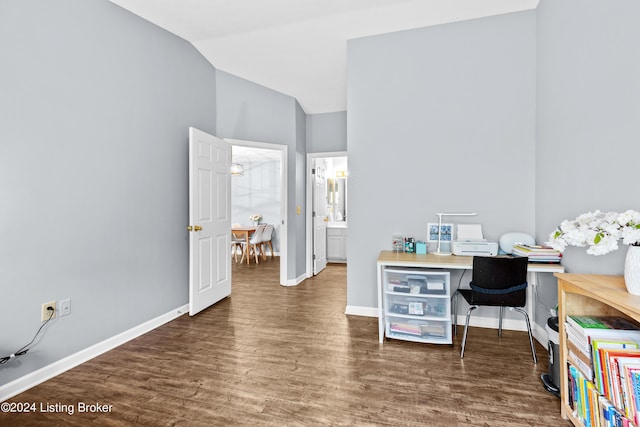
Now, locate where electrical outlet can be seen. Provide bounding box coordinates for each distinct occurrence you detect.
[59,298,71,317]
[41,301,56,322]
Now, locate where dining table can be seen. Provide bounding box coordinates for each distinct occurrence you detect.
[232,225,257,265]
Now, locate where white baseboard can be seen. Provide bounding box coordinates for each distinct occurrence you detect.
[453,314,548,347]
[534,323,549,348]
[453,314,527,332]
[345,305,378,317]
[0,304,189,403]
[282,273,306,287]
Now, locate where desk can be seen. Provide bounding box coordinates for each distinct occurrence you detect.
[232,226,257,265]
[376,251,565,343]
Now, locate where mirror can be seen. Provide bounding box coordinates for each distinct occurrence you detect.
[327,177,347,222]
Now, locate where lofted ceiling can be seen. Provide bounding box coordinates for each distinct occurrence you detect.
[109,0,539,114]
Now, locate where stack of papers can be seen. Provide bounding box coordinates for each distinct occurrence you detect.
[512,244,562,263]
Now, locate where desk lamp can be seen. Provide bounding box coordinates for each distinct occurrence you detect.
[434,212,477,255]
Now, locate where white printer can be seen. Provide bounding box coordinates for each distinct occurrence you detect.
[451,240,499,257]
[451,224,498,256]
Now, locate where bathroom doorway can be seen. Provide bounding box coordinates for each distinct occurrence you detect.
[306,152,348,278]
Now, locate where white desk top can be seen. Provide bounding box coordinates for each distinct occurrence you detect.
[377,251,565,273]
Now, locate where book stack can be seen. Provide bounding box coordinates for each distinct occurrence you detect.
[511,244,562,263]
[565,315,640,426]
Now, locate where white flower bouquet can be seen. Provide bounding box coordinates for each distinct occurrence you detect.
[548,210,640,255]
[249,214,262,223]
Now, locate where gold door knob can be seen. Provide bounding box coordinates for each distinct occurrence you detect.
[324,217,329,222]
[194,225,203,231]
[187,226,193,232]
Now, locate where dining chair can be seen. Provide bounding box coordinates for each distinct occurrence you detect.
[230,223,244,262]
[231,235,244,263]
[452,255,536,363]
[261,224,274,259]
[241,224,266,264]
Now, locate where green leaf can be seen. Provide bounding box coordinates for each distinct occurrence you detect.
[553,231,561,239]
[594,233,603,244]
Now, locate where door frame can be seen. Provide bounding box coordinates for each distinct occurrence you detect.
[227,138,288,287]
[305,151,347,278]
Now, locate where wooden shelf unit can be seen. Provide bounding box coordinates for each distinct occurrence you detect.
[556,273,640,425]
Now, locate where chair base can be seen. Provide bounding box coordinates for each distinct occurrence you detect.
[453,291,537,363]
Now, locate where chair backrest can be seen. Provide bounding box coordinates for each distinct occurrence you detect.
[261,224,274,243]
[470,256,529,307]
[249,224,266,244]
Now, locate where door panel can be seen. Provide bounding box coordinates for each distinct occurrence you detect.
[189,127,231,316]
[313,163,327,275]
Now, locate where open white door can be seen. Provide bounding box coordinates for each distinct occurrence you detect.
[313,164,327,275]
[188,127,231,316]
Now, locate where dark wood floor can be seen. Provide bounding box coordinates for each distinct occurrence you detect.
[2,258,567,426]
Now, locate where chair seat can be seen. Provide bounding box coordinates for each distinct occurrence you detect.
[458,287,526,308]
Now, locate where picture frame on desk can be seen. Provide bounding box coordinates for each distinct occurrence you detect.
[427,223,452,242]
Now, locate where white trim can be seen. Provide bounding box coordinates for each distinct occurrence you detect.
[0,304,188,403]
[282,273,307,287]
[453,314,526,332]
[306,151,348,278]
[345,305,379,317]
[534,323,548,347]
[453,314,547,346]
[226,138,288,286]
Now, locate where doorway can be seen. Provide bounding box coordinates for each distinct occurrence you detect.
[227,139,288,286]
[306,152,348,277]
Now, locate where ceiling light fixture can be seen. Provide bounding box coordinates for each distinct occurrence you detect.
[230,163,245,176]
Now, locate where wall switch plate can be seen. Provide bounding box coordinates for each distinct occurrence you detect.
[41,301,56,322]
[59,298,71,317]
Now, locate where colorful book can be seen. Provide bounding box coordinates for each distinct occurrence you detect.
[632,371,640,425]
[619,362,640,421]
[601,349,640,409]
[592,339,640,394]
[612,357,640,413]
[568,316,640,335]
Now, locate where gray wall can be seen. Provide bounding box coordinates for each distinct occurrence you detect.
[215,70,307,282]
[0,0,217,385]
[534,0,640,317]
[346,12,536,313]
[306,112,348,153]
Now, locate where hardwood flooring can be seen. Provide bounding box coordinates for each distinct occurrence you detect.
[2,259,567,426]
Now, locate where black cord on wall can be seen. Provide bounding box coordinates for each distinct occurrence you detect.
[0,307,55,365]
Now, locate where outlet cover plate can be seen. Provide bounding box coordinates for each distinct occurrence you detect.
[59,299,71,316]
[41,301,56,322]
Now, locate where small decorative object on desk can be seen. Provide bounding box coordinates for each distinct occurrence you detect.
[547,210,640,295]
[392,235,404,253]
[249,214,262,226]
[404,237,415,253]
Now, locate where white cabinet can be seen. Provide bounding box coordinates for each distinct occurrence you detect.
[382,268,451,344]
[327,226,347,262]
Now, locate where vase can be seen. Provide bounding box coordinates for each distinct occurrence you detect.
[624,245,640,295]
[253,221,259,227]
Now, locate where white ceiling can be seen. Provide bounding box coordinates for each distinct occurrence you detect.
[109,0,539,114]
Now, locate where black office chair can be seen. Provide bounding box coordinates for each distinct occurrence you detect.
[452,256,537,363]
